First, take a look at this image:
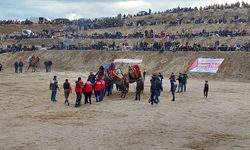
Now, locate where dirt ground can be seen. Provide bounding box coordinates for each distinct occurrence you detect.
[0,70,250,150]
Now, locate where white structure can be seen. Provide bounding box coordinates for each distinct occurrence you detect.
[30,17,51,24]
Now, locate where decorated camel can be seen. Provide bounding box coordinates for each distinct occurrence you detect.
[26,54,40,72]
[96,63,142,98]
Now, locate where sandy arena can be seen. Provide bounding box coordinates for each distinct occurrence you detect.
[0,69,250,150]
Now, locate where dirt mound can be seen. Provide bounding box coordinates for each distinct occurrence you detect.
[0,51,250,81]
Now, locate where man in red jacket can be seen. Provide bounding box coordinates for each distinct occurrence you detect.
[95,79,102,102]
[75,77,83,107]
[83,79,93,104]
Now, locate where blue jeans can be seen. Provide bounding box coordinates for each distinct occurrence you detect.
[95,91,101,102]
[155,90,160,102]
[98,90,102,101]
[109,84,113,95]
[178,83,183,92]
[51,90,57,101]
[150,91,157,105]
[100,90,105,101]
[19,67,23,73]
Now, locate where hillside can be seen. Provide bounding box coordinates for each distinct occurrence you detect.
[0,51,250,81]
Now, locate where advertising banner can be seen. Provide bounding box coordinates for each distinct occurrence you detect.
[189,58,224,73]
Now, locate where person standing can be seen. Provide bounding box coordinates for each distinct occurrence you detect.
[182,71,189,92]
[75,77,83,107]
[0,62,2,72]
[150,74,162,105]
[204,81,209,98]
[169,72,175,91]
[177,73,184,93]
[63,79,72,105]
[170,77,177,101]
[44,61,49,72]
[135,78,144,101]
[14,61,18,73]
[88,72,96,88]
[100,79,106,101]
[94,79,102,102]
[143,70,146,80]
[49,76,60,102]
[18,60,24,73]
[83,79,93,104]
[105,82,112,96]
[158,72,164,85]
[48,60,53,72]
[169,72,175,80]
[155,76,163,103]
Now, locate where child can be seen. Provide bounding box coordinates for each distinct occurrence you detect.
[204,81,209,98]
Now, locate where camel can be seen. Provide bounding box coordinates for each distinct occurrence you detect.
[26,55,40,72]
[128,64,142,83]
[96,63,141,98]
[118,77,129,98]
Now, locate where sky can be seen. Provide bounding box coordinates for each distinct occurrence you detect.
[0,0,248,20]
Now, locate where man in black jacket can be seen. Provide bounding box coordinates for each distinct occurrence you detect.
[150,74,163,105]
[177,73,184,92]
[204,80,209,98]
[135,78,144,101]
[0,62,2,72]
[182,71,189,92]
[48,60,53,72]
[18,60,24,73]
[170,77,177,101]
[44,61,49,72]
[158,72,164,85]
[14,61,18,73]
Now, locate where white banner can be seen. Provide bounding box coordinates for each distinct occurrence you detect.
[189,58,224,73]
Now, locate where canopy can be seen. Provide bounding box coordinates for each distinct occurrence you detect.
[113,58,142,64]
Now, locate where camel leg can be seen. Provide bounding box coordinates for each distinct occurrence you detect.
[26,64,30,72]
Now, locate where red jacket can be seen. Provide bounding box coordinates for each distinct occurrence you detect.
[100,80,105,90]
[75,81,83,93]
[84,81,92,93]
[95,81,102,91]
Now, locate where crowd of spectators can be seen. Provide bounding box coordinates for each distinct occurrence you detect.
[1,29,248,41]
[1,40,249,54]
[1,2,250,53]
[82,29,248,40]
[0,2,250,30]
